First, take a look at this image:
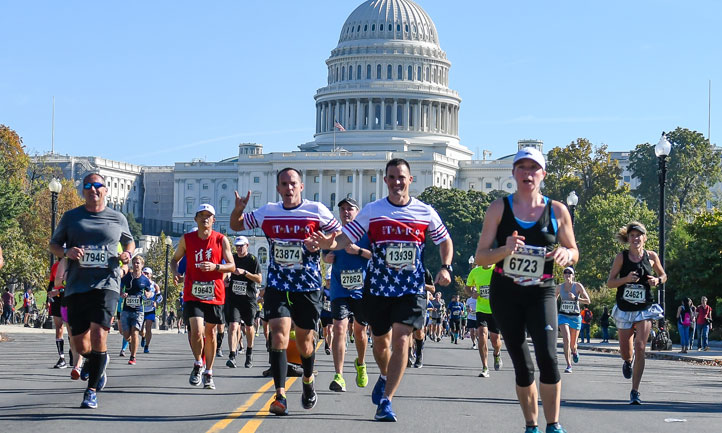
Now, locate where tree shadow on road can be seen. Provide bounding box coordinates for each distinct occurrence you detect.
[562,399,722,414]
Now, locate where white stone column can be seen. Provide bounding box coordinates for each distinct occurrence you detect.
[376,169,382,199]
[335,169,340,207]
[346,98,351,129]
[302,170,307,199]
[316,104,321,133]
[392,99,398,130]
[353,169,358,199]
[356,100,362,130]
[404,100,410,131]
[319,170,324,205]
[380,99,386,130]
[358,170,364,205]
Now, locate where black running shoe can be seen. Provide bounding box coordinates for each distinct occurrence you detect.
[189,365,202,386]
[622,360,633,379]
[629,390,642,405]
[244,354,253,368]
[54,357,67,369]
[301,380,317,409]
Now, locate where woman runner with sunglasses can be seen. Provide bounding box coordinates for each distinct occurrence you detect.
[556,267,590,373]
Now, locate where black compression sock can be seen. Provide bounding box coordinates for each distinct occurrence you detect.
[217,332,224,348]
[56,339,65,357]
[301,352,315,379]
[269,349,287,389]
[246,347,253,356]
[415,338,424,357]
[87,351,107,390]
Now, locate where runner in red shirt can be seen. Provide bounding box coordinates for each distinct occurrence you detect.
[172,204,235,390]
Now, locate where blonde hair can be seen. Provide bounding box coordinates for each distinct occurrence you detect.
[131,255,145,264]
[615,221,647,244]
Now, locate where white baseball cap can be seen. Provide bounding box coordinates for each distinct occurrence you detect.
[195,203,216,216]
[234,236,249,246]
[142,267,153,275]
[513,147,546,170]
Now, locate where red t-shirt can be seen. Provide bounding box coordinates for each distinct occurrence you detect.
[696,304,712,325]
[182,230,226,305]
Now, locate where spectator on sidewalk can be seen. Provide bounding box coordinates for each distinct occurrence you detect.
[695,296,713,351]
[2,288,13,324]
[580,306,592,343]
[22,287,35,328]
[676,298,694,353]
[600,306,610,343]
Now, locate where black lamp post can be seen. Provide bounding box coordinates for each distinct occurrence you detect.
[160,235,173,330]
[48,178,63,267]
[566,190,578,225]
[655,132,672,319]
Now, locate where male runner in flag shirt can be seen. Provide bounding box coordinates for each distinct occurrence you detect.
[309,158,453,422]
[230,167,341,416]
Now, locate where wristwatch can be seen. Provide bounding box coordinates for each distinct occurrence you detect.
[440,264,453,273]
[215,264,220,271]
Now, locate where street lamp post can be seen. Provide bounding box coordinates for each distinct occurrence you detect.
[161,236,173,330]
[655,132,672,319]
[566,191,578,225]
[48,178,63,267]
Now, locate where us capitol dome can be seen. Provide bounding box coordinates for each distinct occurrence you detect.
[171,0,527,236]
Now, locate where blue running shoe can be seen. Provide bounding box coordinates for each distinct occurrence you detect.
[140,337,145,347]
[622,360,633,379]
[144,346,150,354]
[80,389,97,409]
[374,398,397,422]
[524,427,541,433]
[545,423,567,433]
[572,352,579,363]
[371,376,386,405]
[80,362,90,381]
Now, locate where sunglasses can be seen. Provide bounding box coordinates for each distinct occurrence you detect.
[563,271,573,275]
[83,182,105,190]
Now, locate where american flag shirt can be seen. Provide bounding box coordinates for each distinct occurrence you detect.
[342,197,449,297]
[244,200,340,292]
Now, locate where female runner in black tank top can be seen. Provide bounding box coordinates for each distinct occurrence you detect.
[606,221,666,405]
[474,148,577,433]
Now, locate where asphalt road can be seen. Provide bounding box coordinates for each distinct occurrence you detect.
[1,327,720,433]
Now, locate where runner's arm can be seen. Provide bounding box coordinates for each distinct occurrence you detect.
[218,237,236,274]
[474,199,522,266]
[229,190,251,232]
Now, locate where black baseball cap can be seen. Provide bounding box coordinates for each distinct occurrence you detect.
[338,197,359,209]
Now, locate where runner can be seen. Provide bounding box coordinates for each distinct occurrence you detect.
[49,172,135,409]
[54,258,86,379]
[224,235,262,369]
[429,292,444,342]
[606,221,665,405]
[556,267,590,373]
[230,167,341,415]
[448,294,465,344]
[465,288,478,350]
[140,267,162,354]
[322,197,371,393]
[47,261,68,368]
[171,203,235,390]
[466,263,503,377]
[22,286,35,327]
[120,255,151,365]
[310,158,453,422]
[474,148,576,433]
[320,272,334,356]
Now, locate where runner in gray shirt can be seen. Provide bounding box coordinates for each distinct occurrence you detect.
[49,173,134,409]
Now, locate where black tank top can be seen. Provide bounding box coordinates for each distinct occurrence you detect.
[615,250,653,311]
[494,195,558,288]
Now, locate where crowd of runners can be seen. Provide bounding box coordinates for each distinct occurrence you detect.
[39,148,673,433]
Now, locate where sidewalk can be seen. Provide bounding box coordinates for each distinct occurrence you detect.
[0,323,182,337]
[570,337,722,366]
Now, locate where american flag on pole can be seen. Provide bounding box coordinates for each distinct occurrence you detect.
[334,120,346,132]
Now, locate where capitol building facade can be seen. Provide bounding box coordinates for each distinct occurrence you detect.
[172,0,527,240]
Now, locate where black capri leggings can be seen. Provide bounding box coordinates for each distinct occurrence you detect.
[449,318,461,333]
[490,273,560,387]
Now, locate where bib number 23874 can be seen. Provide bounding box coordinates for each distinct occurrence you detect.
[503,246,545,279]
[274,242,303,266]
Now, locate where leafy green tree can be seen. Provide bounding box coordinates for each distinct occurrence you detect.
[0,221,45,291]
[629,127,722,222]
[0,125,31,233]
[665,209,722,310]
[543,138,622,207]
[574,192,658,289]
[125,212,143,242]
[417,187,492,298]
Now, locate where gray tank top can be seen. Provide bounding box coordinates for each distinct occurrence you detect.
[558,283,581,316]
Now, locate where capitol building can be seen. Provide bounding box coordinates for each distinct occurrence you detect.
[173,0,530,237]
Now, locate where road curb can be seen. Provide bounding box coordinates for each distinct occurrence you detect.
[566,342,722,367]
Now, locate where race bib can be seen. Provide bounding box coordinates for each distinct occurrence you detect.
[191,281,215,301]
[502,245,546,279]
[340,269,363,289]
[452,310,461,316]
[323,299,331,311]
[273,241,303,267]
[232,280,248,296]
[622,284,646,304]
[479,285,490,299]
[143,298,154,309]
[560,300,580,315]
[79,246,109,268]
[385,242,417,270]
[125,296,142,308]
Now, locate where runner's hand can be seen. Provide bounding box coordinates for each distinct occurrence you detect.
[435,269,451,286]
[233,190,251,213]
[119,251,131,264]
[547,246,571,267]
[66,247,83,260]
[306,231,337,251]
[505,230,525,255]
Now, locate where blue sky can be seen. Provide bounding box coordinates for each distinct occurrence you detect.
[2,0,719,165]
